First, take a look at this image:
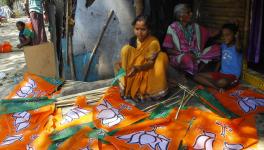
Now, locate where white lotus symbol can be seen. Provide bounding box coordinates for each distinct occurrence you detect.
[193,132,216,150]
[13,111,31,132]
[96,99,124,127]
[60,107,91,125]
[223,142,243,150]
[13,78,37,98]
[0,134,23,146]
[230,90,264,113]
[238,97,264,113]
[118,129,170,150]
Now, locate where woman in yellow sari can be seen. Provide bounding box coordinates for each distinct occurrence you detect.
[117,15,169,102]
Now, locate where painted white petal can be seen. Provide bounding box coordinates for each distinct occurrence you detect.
[15,117,28,124]
[15,90,27,98]
[146,131,158,137]
[102,115,118,125]
[245,100,257,110]
[20,86,33,95]
[16,122,30,132]
[128,133,143,144]
[0,135,23,146]
[13,112,22,118]
[19,111,28,117]
[238,100,250,112]
[149,142,159,149]
[67,110,79,119]
[104,100,113,108]
[26,144,34,150]
[97,109,116,119]
[118,133,135,140]
[255,99,264,106]
[158,140,170,150]
[193,135,210,149]
[74,108,90,115]
[139,134,156,145]
[28,78,37,88]
[225,143,243,150]
[158,134,170,141]
[205,138,214,150]
[60,115,73,124]
[204,132,215,138]
[96,104,107,111]
[107,117,122,127]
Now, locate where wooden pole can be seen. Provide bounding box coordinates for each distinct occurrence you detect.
[135,0,144,16]
[82,10,114,81]
[66,0,76,80]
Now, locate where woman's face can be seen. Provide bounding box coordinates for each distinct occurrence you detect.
[134,20,149,42]
[181,8,192,23]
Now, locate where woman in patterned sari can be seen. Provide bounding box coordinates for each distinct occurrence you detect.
[163,4,220,75]
[117,15,169,102]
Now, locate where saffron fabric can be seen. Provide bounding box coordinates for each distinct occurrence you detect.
[119,36,169,99]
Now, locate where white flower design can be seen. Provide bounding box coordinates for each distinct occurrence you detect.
[13,111,31,132]
[96,99,124,127]
[60,107,91,125]
[118,129,170,150]
[193,132,216,150]
[26,144,34,150]
[238,97,264,113]
[223,142,243,150]
[13,78,37,98]
[230,90,264,113]
[0,134,23,146]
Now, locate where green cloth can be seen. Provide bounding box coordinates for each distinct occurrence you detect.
[23,28,34,39]
[0,97,55,115]
[29,0,44,14]
[196,89,239,118]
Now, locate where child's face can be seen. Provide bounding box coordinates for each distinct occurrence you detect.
[222,28,235,45]
[16,24,23,31]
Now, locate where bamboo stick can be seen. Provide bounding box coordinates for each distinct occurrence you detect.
[56,87,109,101]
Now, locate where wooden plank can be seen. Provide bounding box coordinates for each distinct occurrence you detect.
[23,42,58,77]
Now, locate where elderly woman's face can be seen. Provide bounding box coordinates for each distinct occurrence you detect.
[181,9,192,23]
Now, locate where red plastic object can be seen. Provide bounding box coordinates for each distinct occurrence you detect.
[0,42,12,53]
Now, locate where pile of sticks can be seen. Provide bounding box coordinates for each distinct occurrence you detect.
[55,84,199,116]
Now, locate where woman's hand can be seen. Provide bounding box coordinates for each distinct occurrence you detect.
[127,66,140,77]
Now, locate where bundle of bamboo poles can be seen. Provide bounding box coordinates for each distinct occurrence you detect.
[55,83,198,116]
[55,87,109,107]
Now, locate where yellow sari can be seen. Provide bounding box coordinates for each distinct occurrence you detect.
[119,36,168,100]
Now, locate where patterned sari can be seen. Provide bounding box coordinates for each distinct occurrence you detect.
[163,21,220,75]
[119,36,169,100]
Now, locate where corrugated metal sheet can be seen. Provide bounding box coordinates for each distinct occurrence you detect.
[195,0,247,29]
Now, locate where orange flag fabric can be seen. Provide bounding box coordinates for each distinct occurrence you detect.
[93,86,149,132]
[6,73,63,99]
[0,104,55,150]
[54,96,93,131]
[182,109,258,150]
[214,85,264,116]
[104,119,188,150]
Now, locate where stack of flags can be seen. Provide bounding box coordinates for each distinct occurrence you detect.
[0,73,262,149]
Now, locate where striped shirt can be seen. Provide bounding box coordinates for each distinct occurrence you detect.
[29,0,43,14]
